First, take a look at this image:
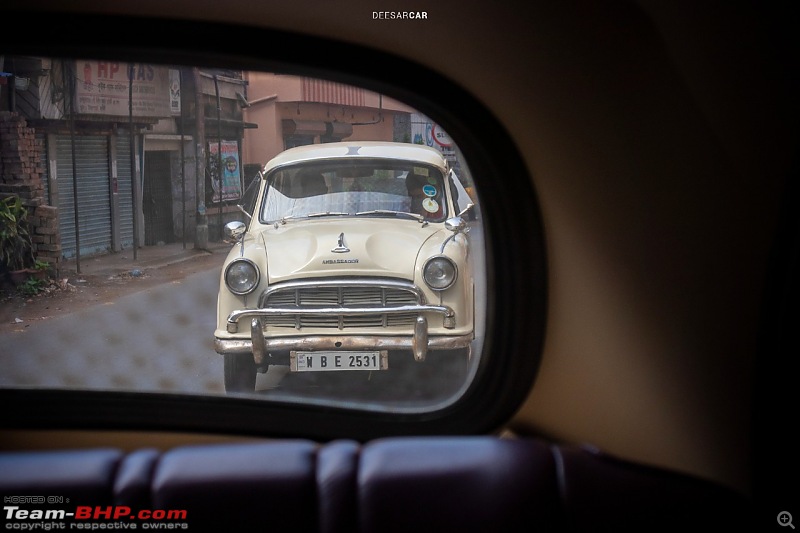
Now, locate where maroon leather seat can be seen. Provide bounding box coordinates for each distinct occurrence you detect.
[0,437,752,532]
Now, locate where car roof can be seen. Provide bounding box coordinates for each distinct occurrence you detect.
[264,141,448,173]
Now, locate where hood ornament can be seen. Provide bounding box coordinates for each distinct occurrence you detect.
[332,232,350,253]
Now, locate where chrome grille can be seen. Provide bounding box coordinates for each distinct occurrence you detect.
[260,282,421,329]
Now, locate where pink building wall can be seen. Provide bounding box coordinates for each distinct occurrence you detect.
[242,72,414,168]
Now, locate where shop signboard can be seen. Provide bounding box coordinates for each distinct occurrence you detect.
[74,61,171,118]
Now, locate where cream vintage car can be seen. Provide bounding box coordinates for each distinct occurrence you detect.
[214,141,477,393]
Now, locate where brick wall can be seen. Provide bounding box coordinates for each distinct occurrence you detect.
[0,112,61,273]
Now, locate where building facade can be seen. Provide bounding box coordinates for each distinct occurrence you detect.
[2,58,418,268]
[1,57,253,265]
[242,73,414,168]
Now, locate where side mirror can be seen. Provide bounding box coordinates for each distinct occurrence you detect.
[224,220,247,242]
[441,216,468,253]
[445,216,467,234]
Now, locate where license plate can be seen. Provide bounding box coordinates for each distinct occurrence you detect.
[290,350,388,372]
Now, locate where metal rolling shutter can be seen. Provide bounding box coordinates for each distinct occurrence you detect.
[56,135,112,259]
[116,133,134,250]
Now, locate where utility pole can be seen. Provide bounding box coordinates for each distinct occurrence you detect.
[128,63,139,260]
[213,74,223,241]
[66,61,81,274]
[180,68,186,249]
[193,67,208,250]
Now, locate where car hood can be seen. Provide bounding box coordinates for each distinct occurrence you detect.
[257,218,444,283]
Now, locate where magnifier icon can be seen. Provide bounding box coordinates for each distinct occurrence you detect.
[779,511,795,529]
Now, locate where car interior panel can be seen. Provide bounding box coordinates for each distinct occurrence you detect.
[0,0,796,531]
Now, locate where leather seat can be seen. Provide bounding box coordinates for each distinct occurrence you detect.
[0,437,752,532]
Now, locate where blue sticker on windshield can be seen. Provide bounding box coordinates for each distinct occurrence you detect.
[423,184,437,197]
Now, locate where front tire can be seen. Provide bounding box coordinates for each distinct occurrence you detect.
[224,353,257,393]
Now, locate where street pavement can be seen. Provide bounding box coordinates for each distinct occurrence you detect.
[57,240,232,279]
[1,264,226,394]
[1,240,233,393]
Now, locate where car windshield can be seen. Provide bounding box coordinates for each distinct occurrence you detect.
[262,162,447,223]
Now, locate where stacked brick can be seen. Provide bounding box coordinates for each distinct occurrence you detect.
[0,112,61,273]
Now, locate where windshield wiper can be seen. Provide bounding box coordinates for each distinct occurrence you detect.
[355,210,424,222]
[278,215,299,224]
[276,212,349,225]
[306,211,350,218]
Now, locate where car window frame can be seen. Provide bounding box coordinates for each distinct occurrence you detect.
[0,9,547,441]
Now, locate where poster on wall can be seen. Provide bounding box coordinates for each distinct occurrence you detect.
[169,69,181,116]
[209,140,243,203]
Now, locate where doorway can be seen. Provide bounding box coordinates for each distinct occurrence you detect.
[143,151,175,245]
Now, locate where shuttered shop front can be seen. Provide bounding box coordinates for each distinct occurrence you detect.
[56,135,112,259]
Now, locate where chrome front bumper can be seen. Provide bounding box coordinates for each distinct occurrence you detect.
[225,304,456,332]
[216,316,472,364]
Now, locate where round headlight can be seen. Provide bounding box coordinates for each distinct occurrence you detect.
[225,259,260,295]
[423,256,458,291]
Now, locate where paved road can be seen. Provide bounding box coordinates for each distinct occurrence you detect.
[1,267,226,394]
